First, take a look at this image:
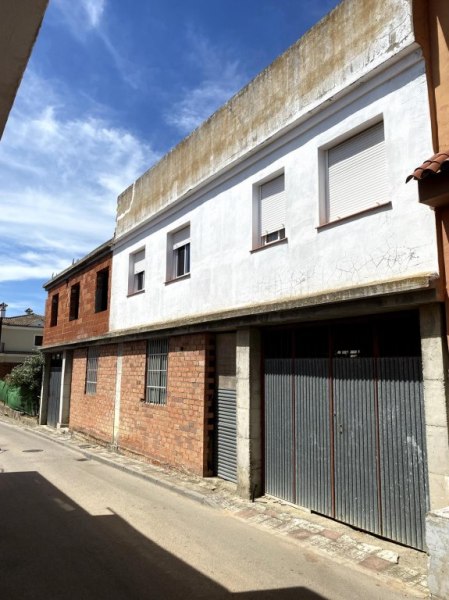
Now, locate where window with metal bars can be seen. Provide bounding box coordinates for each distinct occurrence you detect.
[85,346,99,395]
[145,338,168,404]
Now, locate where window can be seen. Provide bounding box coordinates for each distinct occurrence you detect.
[95,268,109,313]
[129,249,145,294]
[325,121,388,223]
[257,174,286,247]
[85,346,99,395]
[146,338,168,404]
[34,335,43,346]
[169,225,190,280]
[50,294,59,327]
[69,283,80,321]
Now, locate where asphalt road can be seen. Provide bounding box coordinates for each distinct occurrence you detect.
[0,421,416,600]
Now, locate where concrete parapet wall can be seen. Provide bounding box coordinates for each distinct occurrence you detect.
[116,0,415,237]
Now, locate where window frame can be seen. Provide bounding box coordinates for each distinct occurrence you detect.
[50,294,59,327]
[85,346,99,395]
[128,248,146,296]
[145,338,169,405]
[252,170,287,250]
[95,268,109,313]
[319,119,390,226]
[69,283,80,321]
[167,224,191,282]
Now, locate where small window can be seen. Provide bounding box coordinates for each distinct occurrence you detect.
[50,294,59,327]
[146,338,168,404]
[129,249,145,295]
[34,335,43,347]
[85,346,99,395]
[257,174,286,247]
[69,283,80,321]
[95,268,109,313]
[169,225,190,280]
[325,121,388,223]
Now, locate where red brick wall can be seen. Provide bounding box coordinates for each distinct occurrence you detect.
[43,254,112,346]
[119,334,214,476]
[69,345,116,442]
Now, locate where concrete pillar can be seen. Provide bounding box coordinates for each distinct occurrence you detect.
[112,343,123,448]
[427,507,449,600]
[236,328,262,500]
[58,350,72,427]
[420,303,449,509]
[38,353,51,425]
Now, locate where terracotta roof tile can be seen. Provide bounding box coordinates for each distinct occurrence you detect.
[406,151,449,182]
[4,314,44,327]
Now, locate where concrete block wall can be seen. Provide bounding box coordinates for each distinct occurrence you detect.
[69,345,116,442]
[114,333,213,476]
[43,253,112,346]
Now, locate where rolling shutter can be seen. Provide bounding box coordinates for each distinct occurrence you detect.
[327,122,388,222]
[133,250,145,274]
[260,174,286,235]
[172,226,190,250]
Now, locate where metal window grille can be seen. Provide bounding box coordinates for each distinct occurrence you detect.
[146,338,168,404]
[85,346,100,395]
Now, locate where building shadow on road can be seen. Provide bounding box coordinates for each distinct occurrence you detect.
[0,471,327,600]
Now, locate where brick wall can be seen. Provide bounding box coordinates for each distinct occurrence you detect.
[43,253,112,346]
[69,345,116,442]
[119,333,214,476]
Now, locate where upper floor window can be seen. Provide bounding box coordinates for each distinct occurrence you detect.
[256,173,286,247]
[168,225,190,280]
[95,268,109,313]
[129,249,145,295]
[50,294,59,327]
[69,283,80,321]
[324,121,388,224]
[34,335,43,347]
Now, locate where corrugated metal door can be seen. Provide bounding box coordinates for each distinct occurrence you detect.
[264,317,428,550]
[47,361,62,428]
[214,334,237,483]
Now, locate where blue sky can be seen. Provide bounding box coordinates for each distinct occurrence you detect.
[0,0,340,317]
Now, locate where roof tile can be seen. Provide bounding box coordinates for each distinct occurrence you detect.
[406,151,449,182]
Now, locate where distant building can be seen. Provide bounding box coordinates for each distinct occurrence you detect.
[0,310,44,378]
[40,0,449,552]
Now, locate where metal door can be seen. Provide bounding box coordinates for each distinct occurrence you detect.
[214,334,237,483]
[47,360,62,427]
[264,320,428,550]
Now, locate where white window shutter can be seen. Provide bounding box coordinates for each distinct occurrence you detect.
[172,225,190,249]
[327,122,388,222]
[260,174,286,235]
[133,250,145,275]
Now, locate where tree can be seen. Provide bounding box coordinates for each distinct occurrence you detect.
[6,352,44,398]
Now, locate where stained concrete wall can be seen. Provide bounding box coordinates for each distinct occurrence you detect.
[427,507,449,600]
[110,56,437,333]
[116,0,416,238]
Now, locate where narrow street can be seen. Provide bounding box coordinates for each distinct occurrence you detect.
[0,421,417,600]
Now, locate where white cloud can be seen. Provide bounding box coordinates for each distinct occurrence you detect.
[0,71,158,284]
[53,0,106,33]
[165,31,248,135]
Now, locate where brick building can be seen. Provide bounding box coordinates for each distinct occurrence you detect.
[40,0,449,554]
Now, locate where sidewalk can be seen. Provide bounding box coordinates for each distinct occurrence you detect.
[0,407,429,598]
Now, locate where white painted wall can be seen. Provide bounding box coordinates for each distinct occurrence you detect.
[110,54,438,333]
[1,326,43,352]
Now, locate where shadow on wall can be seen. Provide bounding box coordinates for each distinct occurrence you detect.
[0,471,326,600]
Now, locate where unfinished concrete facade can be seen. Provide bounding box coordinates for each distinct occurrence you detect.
[41,0,449,554]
